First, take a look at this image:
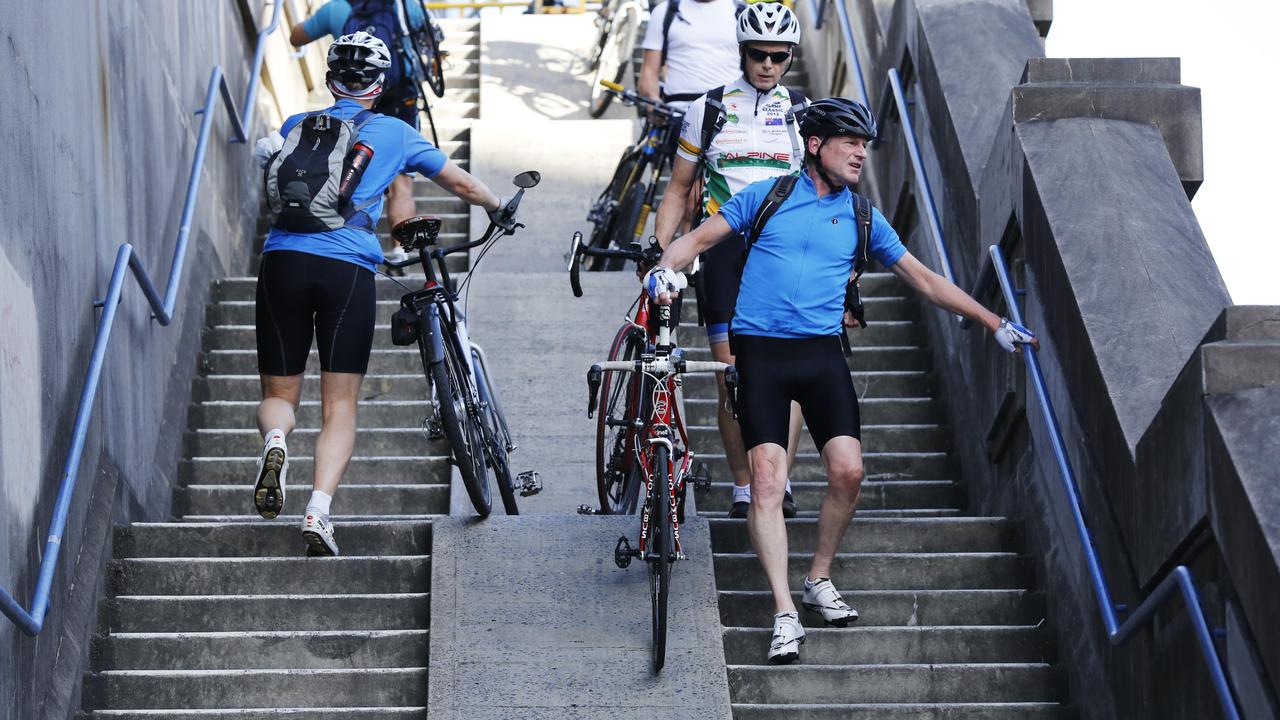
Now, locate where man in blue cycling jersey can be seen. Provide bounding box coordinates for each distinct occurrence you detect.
[251,32,511,557]
[641,97,1037,663]
[290,0,431,266]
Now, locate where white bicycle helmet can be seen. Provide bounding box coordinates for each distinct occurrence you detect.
[736,3,801,45]
[326,31,393,100]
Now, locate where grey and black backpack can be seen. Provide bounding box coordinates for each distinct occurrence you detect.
[265,110,376,233]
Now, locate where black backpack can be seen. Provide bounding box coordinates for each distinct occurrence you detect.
[264,110,377,233]
[343,0,406,90]
[660,0,747,67]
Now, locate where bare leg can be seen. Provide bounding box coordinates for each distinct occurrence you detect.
[747,443,793,613]
[312,371,365,498]
[257,374,303,437]
[807,436,864,580]
[711,340,751,489]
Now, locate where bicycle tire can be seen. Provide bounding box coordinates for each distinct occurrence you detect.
[586,152,640,271]
[402,28,441,146]
[649,443,671,673]
[588,4,638,118]
[473,348,519,515]
[426,322,491,516]
[608,181,647,271]
[418,8,448,97]
[596,324,646,514]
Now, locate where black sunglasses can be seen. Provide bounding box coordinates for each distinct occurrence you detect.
[744,47,792,64]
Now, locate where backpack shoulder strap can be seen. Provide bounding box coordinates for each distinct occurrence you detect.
[745,174,799,251]
[700,86,727,157]
[351,109,376,131]
[786,87,805,107]
[660,0,681,66]
[852,192,873,278]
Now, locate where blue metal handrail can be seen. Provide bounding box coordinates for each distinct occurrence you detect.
[809,0,868,107]
[986,245,1240,720]
[0,0,284,636]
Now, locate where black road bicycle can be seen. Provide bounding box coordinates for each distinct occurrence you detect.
[385,172,544,517]
[395,0,449,146]
[584,82,683,271]
[587,0,641,118]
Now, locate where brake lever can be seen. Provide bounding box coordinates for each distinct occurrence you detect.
[723,366,740,420]
[587,365,603,418]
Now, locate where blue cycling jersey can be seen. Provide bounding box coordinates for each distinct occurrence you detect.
[262,99,448,271]
[717,171,907,338]
[302,0,426,41]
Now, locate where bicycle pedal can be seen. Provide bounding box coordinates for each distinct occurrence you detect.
[423,416,445,441]
[690,461,712,493]
[517,470,542,497]
[577,504,600,515]
[614,535,636,569]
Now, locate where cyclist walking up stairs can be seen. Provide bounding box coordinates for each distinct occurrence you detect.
[78,27,486,719]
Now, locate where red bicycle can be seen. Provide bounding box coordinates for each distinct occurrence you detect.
[570,232,735,671]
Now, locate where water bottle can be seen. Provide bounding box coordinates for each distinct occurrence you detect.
[338,142,374,206]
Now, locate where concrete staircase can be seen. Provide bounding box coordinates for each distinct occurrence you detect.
[78,19,483,720]
[684,275,1073,718]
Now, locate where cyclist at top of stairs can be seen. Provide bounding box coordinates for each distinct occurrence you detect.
[289,0,429,269]
[250,32,514,557]
[637,0,741,119]
[652,2,808,520]
[640,96,1039,664]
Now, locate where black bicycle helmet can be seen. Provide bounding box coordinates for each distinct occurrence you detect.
[798,97,877,141]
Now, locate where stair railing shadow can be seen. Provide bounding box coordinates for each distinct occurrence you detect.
[0,1,282,636]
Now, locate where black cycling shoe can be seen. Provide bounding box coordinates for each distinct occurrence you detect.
[782,491,797,519]
[727,501,749,519]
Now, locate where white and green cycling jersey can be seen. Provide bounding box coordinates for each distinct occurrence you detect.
[675,75,806,217]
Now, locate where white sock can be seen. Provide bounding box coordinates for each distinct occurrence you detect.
[732,484,752,504]
[306,490,333,516]
[264,428,286,446]
[785,479,793,495]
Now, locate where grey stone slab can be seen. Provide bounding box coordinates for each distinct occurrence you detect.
[428,515,732,720]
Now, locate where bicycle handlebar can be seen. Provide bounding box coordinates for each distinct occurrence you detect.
[587,359,739,419]
[598,80,679,117]
[567,231,662,297]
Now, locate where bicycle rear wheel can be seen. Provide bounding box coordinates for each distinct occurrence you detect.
[608,181,647,270]
[402,34,441,146]
[588,4,638,118]
[649,444,671,673]
[596,324,646,514]
[473,348,519,515]
[586,152,640,271]
[427,325,491,517]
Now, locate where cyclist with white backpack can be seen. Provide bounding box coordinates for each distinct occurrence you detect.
[252,32,513,556]
[642,96,1038,663]
[653,2,806,519]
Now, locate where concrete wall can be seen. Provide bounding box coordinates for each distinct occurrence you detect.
[796,1,1278,718]
[0,1,296,717]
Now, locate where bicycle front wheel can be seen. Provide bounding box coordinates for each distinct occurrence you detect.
[429,331,491,517]
[596,324,646,514]
[649,444,671,673]
[608,181,647,270]
[473,348,519,515]
[588,4,637,118]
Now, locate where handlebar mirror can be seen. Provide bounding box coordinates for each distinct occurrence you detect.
[513,171,541,189]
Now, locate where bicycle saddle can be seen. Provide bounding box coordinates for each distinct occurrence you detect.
[392,215,442,249]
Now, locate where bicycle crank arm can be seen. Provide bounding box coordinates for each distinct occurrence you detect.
[587,365,603,418]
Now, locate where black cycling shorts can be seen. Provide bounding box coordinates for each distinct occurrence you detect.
[733,334,861,452]
[255,251,377,375]
[374,84,419,130]
[699,239,746,345]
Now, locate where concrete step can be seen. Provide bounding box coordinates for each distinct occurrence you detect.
[108,556,431,596]
[190,400,433,429]
[101,593,430,633]
[730,702,1068,719]
[180,456,449,486]
[113,521,432,558]
[85,667,427,710]
[722,626,1054,665]
[681,344,931,371]
[688,423,949,454]
[193,374,432,403]
[93,629,429,670]
[713,553,1030,591]
[717,589,1046,628]
[684,370,934,399]
[203,349,432,375]
[682,397,937,426]
[696,451,952,482]
[726,664,1061,704]
[696,480,960,513]
[708,518,1016,554]
[175,484,449,517]
[185,428,445,457]
[83,709,425,720]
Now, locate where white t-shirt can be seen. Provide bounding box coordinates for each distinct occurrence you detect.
[639,0,741,103]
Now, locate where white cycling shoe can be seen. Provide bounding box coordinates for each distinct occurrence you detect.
[768,612,805,664]
[802,577,860,627]
[253,431,288,519]
[301,511,340,557]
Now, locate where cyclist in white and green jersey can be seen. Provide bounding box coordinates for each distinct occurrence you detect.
[652,2,805,519]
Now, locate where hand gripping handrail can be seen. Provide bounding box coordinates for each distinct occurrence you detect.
[0,1,283,636]
[985,245,1240,720]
